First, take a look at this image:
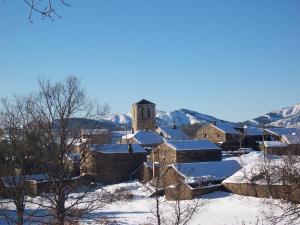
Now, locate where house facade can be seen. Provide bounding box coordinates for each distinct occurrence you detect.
[195,123,243,151]
[81,144,147,184]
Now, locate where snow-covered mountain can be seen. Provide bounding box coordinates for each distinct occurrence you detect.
[246,103,300,128]
[103,109,228,127]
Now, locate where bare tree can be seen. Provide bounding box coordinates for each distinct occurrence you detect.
[22,0,71,22]
[148,160,205,225]
[167,178,206,225]
[0,95,44,225]
[24,76,110,224]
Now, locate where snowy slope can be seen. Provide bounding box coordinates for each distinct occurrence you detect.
[247,103,300,128]
[104,109,227,127]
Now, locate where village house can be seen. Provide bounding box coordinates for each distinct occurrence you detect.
[151,139,222,165]
[80,144,147,184]
[259,128,300,155]
[241,126,263,150]
[156,125,188,140]
[121,129,164,148]
[164,160,241,200]
[195,122,243,151]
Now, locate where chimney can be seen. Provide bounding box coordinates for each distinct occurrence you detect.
[212,121,216,126]
[145,128,148,132]
[172,124,177,129]
[128,144,133,153]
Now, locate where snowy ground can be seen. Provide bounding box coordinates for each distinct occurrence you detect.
[76,181,291,225]
[0,152,298,225]
[0,181,296,225]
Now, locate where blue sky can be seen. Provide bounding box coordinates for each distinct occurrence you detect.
[0,0,299,122]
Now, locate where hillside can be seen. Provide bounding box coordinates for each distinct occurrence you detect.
[246,103,300,127]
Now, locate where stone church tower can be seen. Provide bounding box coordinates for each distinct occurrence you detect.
[131,99,156,132]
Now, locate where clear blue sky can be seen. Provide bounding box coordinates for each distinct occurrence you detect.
[0,0,299,122]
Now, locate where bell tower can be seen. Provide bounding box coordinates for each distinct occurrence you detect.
[131,99,156,132]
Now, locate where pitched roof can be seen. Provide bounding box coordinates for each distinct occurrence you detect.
[123,130,164,145]
[165,139,221,151]
[244,126,263,136]
[173,160,241,183]
[213,123,241,135]
[261,141,288,148]
[135,99,155,105]
[157,126,188,140]
[89,144,146,154]
[265,127,300,137]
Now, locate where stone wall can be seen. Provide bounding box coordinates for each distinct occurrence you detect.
[259,144,300,156]
[195,124,226,143]
[81,151,147,185]
[223,182,300,202]
[131,103,156,132]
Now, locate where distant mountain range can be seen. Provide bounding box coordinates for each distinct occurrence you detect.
[103,103,300,129]
[103,109,228,128]
[245,103,300,128]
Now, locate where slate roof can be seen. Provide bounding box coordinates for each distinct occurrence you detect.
[135,99,155,105]
[214,123,241,135]
[173,160,241,183]
[165,140,221,151]
[124,130,164,145]
[157,126,188,140]
[89,144,146,154]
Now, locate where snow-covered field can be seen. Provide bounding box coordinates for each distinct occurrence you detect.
[77,181,290,225]
[0,180,295,225]
[0,152,298,225]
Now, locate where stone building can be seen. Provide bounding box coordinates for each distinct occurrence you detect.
[80,144,147,184]
[259,128,300,155]
[151,140,222,165]
[156,125,188,140]
[195,122,243,151]
[131,99,156,132]
[121,130,163,148]
[164,160,241,200]
[242,126,263,150]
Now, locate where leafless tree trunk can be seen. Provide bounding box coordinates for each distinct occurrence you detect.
[28,76,110,224]
[0,95,43,225]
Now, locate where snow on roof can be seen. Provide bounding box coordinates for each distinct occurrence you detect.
[281,131,300,144]
[261,141,288,148]
[223,159,284,185]
[265,127,300,137]
[123,130,163,145]
[173,160,241,184]
[89,144,146,154]
[214,123,241,135]
[166,140,221,151]
[244,127,263,136]
[157,126,188,140]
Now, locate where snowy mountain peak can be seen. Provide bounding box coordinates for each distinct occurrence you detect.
[247,103,300,128]
[104,109,227,127]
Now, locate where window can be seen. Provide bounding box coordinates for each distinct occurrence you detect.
[141,107,145,118]
[147,107,151,118]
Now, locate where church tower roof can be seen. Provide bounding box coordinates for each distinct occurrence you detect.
[135,99,155,105]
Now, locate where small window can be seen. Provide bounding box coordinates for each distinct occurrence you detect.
[141,107,145,118]
[147,107,151,118]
